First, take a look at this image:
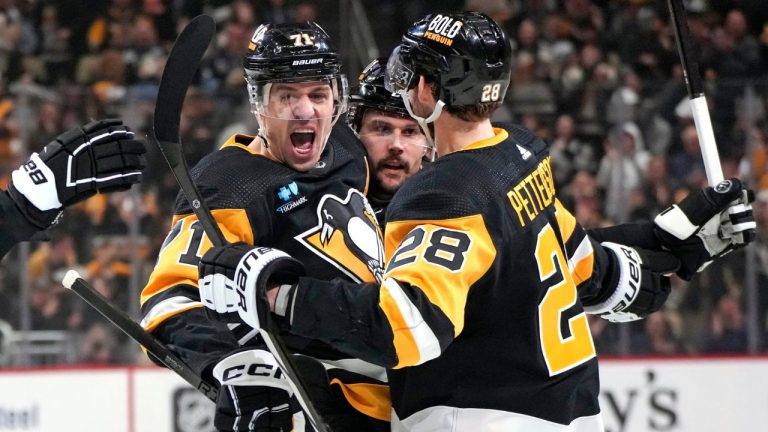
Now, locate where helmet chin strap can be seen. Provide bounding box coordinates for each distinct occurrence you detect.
[398,89,444,162]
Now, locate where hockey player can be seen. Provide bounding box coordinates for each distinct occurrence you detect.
[196,11,756,431]
[141,22,391,431]
[348,57,430,224]
[0,119,146,258]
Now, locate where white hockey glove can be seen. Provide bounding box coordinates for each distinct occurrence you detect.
[584,242,680,323]
[7,119,146,229]
[199,243,305,333]
[654,178,756,280]
[212,349,293,431]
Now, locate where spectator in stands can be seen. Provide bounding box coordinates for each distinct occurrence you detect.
[643,155,678,215]
[670,123,708,187]
[79,322,119,363]
[632,312,686,355]
[550,113,597,189]
[707,9,762,142]
[705,295,748,353]
[597,122,650,222]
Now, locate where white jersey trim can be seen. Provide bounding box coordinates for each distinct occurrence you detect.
[382,277,442,365]
[314,357,388,383]
[392,405,604,432]
[567,235,593,272]
[140,296,201,328]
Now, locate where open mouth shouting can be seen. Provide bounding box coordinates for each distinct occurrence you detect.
[289,128,319,164]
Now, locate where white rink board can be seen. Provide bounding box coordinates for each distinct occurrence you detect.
[132,367,215,432]
[0,359,766,431]
[599,358,768,432]
[0,368,129,432]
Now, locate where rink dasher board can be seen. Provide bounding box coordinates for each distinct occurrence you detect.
[0,357,767,432]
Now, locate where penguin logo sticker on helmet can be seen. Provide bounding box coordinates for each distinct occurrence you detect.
[248,25,268,51]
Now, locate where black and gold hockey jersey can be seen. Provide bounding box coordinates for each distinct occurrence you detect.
[140,124,392,424]
[286,126,613,430]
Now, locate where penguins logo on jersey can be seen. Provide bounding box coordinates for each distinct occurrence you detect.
[295,189,385,283]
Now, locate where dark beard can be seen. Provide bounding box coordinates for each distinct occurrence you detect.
[375,157,410,192]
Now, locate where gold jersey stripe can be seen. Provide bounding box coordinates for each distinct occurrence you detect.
[142,303,203,332]
[141,209,253,305]
[554,198,576,243]
[221,133,260,154]
[384,215,496,338]
[378,280,422,367]
[462,128,508,151]
[570,236,595,286]
[330,378,391,421]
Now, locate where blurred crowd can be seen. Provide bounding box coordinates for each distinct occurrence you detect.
[1,0,768,365]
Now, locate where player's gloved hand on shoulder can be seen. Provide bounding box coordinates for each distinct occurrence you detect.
[213,349,293,431]
[653,178,756,281]
[7,119,146,229]
[199,242,305,334]
[584,242,681,323]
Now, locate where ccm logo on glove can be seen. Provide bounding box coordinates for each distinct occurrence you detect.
[220,361,284,383]
[213,349,293,393]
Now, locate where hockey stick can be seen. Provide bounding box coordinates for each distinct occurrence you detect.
[152,14,330,431]
[666,0,723,185]
[666,1,756,242]
[62,270,218,401]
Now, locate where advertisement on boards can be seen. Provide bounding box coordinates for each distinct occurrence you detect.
[1,358,767,431]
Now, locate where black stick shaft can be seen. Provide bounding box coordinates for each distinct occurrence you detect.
[63,271,218,401]
[666,0,724,185]
[667,0,704,97]
[156,139,226,247]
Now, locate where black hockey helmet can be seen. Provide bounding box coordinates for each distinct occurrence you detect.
[385,11,512,107]
[347,57,410,133]
[244,21,348,118]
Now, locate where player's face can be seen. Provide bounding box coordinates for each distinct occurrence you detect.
[260,81,336,171]
[358,110,426,193]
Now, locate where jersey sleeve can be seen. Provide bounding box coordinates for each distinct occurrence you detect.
[140,208,256,332]
[0,190,44,258]
[551,198,640,308]
[287,191,496,369]
[139,206,260,376]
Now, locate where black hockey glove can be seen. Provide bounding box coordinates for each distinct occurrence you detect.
[199,243,305,337]
[7,119,146,229]
[584,242,680,323]
[212,349,293,431]
[653,178,756,280]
